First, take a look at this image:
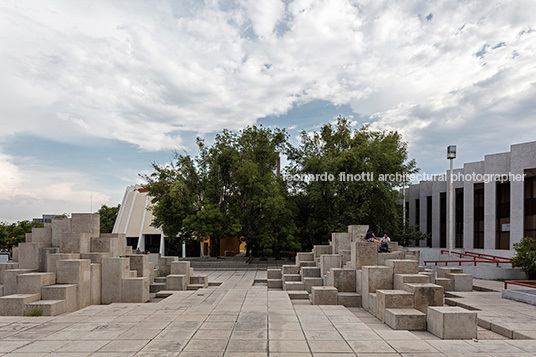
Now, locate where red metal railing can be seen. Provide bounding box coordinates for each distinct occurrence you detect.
[504,280,536,289]
[423,259,509,267]
[423,250,513,267]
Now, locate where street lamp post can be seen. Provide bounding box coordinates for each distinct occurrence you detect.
[447,145,456,256]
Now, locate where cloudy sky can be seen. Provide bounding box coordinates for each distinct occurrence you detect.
[1,0,535,222]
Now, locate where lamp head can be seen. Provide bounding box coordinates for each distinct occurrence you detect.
[447,145,456,159]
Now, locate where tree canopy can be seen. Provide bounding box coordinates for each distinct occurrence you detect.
[96,204,121,233]
[0,220,43,251]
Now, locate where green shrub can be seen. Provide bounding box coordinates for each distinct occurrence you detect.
[25,307,44,316]
[279,250,292,258]
[511,236,536,280]
[257,249,273,257]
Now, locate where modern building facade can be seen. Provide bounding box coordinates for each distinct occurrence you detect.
[405,140,536,257]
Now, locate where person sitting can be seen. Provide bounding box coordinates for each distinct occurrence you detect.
[364,229,376,242]
[379,233,391,253]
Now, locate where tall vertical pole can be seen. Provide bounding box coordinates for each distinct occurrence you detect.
[402,178,406,228]
[448,158,454,256]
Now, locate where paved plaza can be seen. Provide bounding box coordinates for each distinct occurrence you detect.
[0,270,534,356]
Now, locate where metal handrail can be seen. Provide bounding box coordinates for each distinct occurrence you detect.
[424,259,508,267]
[439,249,512,267]
[504,280,536,289]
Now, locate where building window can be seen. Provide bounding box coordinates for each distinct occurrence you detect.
[496,180,510,249]
[440,192,446,248]
[455,188,464,248]
[426,196,432,247]
[474,183,485,249]
[415,199,420,246]
[524,171,536,239]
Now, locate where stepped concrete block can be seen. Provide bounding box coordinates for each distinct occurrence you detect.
[303,277,323,293]
[348,225,369,241]
[385,308,427,330]
[125,246,133,255]
[166,275,187,290]
[51,218,71,248]
[170,261,190,276]
[361,266,393,310]
[0,263,19,284]
[377,251,405,266]
[376,289,414,322]
[47,253,79,274]
[60,232,91,254]
[350,241,377,269]
[122,277,149,303]
[158,256,178,276]
[150,282,166,293]
[81,252,110,264]
[187,284,204,290]
[3,269,35,296]
[299,261,316,267]
[25,233,32,243]
[404,283,444,313]
[418,271,435,284]
[386,259,419,274]
[427,306,477,339]
[12,247,18,262]
[368,293,378,316]
[18,243,41,270]
[267,279,282,288]
[71,213,100,236]
[25,300,65,316]
[340,250,351,265]
[288,291,309,300]
[91,235,123,257]
[434,277,454,291]
[40,248,59,272]
[57,259,91,309]
[329,268,356,292]
[283,274,301,283]
[149,262,155,284]
[301,267,320,278]
[17,273,56,297]
[394,274,430,290]
[320,254,342,276]
[0,285,3,296]
[129,270,137,277]
[90,263,101,305]
[313,245,332,260]
[436,267,463,278]
[296,252,314,263]
[355,269,362,294]
[128,254,151,278]
[0,294,40,316]
[445,273,473,292]
[284,282,304,291]
[390,242,399,251]
[338,292,361,307]
[101,257,129,304]
[42,284,77,313]
[30,227,52,246]
[331,232,351,254]
[282,265,300,275]
[190,275,208,287]
[311,286,338,305]
[418,266,425,272]
[267,269,282,279]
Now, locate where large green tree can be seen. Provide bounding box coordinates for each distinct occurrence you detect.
[96,204,121,233]
[0,220,43,251]
[285,117,416,248]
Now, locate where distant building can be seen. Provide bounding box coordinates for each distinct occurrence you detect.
[405,140,536,257]
[32,214,61,224]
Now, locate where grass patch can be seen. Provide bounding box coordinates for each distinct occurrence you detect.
[24,307,44,316]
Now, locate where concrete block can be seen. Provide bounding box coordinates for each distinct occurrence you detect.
[361,266,393,310]
[166,275,188,290]
[299,261,316,267]
[427,306,477,339]
[267,269,282,279]
[170,261,190,276]
[0,263,19,284]
[436,267,463,278]
[350,241,377,269]
[267,279,282,288]
[158,256,178,276]
[12,247,18,262]
[390,242,399,251]
[148,262,155,284]
[445,273,473,292]
[121,277,149,303]
[301,267,320,278]
[368,293,378,316]
[0,294,40,316]
[404,250,420,262]
[303,277,323,293]
[25,300,65,316]
[91,236,120,257]
[125,246,133,255]
[100,233,127,257]
[129,270,137,277]
[71,213,100,236]
[3,269,35,296]
[80,252,110,264]
[385,308,427,330]
[404,283,444,313]
[340,250,351,265]
[57,259,91,309]
[42,284,77,313]
[348,225,369,241]
[25,233,32,243]
[283,274,301,282]
[296,252,314,263]
[311,286,338,305]
[394,274,430,290]
[90,263,101,305]
[320,254,342,276]
[288,291,309,300]
[128,254,151,278]
[47,253,80,274]
[39,248,59,272]
[376,289,414,322]
[61,232,91,254]
[190,275,208,287]
[338,292,361,307]
[51,218,71,248]
[329,268,356,292]
[18,243,41,270]
[101,257,130,304]
[331,233,350,254]
[284,281,305,291]
[376,251,405,266]
[434,277,454,291]
[17,273,55,297]
[418,271,435,284]
[313,245,332,260]
[282,265,300,275]
[30,227,52,246]
[386,259,419,274]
